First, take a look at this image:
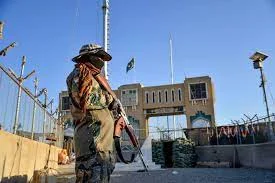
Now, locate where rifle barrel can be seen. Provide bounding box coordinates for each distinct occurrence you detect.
[137,148,149,172]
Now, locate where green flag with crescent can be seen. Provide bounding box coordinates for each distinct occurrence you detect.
[126,58,135,73]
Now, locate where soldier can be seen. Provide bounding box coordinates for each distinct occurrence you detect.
[67,44,116,183]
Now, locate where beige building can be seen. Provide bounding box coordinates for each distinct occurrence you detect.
[59,76,215,140]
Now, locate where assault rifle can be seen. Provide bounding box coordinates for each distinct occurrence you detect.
[95,74,149,172]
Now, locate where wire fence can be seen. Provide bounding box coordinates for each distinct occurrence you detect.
[0,63,64,147]
[148,114,275,145]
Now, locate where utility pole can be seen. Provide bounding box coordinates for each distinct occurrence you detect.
[12,56,35,134]
[102,0,110,80]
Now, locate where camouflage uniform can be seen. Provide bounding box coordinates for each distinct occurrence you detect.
[67,66,115,183]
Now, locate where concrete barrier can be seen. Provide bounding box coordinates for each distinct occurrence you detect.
[0,130,62,182]
[195,142,275,170]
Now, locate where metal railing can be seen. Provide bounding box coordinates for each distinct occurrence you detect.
[0,63,64,147]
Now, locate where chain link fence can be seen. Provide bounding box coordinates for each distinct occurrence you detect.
[0,63,64,147]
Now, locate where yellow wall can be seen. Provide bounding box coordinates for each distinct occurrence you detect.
[59,75,216,140]
[184,76,215,128]
[0,130,61,182]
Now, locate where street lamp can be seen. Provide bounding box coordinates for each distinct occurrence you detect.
[249,51,274,141]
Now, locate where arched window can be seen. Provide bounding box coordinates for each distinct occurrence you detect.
[145,92,149,104]
[171,89,175,102]
[158,91,162,103]
[178,88,182,101]
[152,91,155,103]
[165,90,168,103]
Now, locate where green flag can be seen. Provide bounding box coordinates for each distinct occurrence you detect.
[126,58,135,73]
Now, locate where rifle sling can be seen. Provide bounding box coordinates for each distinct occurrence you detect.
[114,136,135,164]
[94,74,118,100]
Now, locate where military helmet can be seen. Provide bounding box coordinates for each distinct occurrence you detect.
[72,44,112,62]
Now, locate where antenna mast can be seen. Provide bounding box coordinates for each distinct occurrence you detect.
[102,0,110,80]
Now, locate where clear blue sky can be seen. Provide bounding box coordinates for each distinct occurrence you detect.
[1,0,275,127]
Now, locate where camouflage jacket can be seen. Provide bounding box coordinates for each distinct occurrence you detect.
[66,66,114,122]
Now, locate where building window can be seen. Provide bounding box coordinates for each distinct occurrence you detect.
[189,83,207,100]
[165,90,168,103]
[62,96,70,110]
[145,92,149,104]
[171,89,175,102]
[178,88,182,101]
[152,91,155,103]
[121,89,138,106]
[158,91,162,103]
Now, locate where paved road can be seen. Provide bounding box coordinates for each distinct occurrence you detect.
[111,168,275,183]
[57,166,275,183]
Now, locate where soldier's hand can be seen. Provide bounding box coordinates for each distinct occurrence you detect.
[108,99,121,113]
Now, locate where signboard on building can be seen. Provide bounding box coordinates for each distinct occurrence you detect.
[145,106,185,116]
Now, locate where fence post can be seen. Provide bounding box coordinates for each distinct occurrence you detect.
[215,125,219,145]
[31,77,38,140]
[43,89,47,142]
[13,56,26,134]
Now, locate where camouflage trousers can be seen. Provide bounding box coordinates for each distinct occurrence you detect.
[75,151,115,183]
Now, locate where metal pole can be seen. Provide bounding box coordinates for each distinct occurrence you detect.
[169,36,176,140]
[31,77,38,140]
[215,125,219,145]
[43,90,47,142]
[244,114,256,144]
[235,125,239,144]
[259,67,274,141]
[206,123,209,145]
[0,21,4,39]
[102,0,109,80]
[251,120,255,144]
[13,56,26,134]
[167,116,170,139]
[169,36,174,86]
[49,100,53,134]
[237,123,242,144]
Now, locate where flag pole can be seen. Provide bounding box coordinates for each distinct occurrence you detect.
[102,0,110,80]
[169,35,176,140]
[133,57,136,83]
